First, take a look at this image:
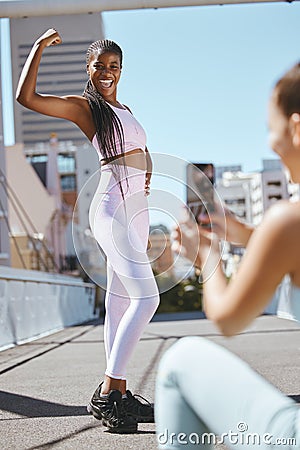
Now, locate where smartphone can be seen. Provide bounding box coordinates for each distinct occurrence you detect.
[186,163,215,225]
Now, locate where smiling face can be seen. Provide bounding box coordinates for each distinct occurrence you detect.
[268,93,300,184]
[87,50,122,101]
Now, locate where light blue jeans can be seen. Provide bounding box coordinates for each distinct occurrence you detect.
[155,337,300,449]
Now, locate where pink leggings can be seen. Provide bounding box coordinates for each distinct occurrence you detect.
[89,163,160,379]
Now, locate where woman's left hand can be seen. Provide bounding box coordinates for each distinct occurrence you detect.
[144,172,151,196]
[171,215,220,270]
[171,216,202,268]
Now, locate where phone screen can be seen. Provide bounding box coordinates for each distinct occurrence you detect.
[186,163,215,225]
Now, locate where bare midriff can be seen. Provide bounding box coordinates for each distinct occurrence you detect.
[100,148,147,170]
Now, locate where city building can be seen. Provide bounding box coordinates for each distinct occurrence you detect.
[23,136,101,274]
[24,136,99,219]
[8,12,106,275]
[215,165,242,182]
[261,159,289,209]
[5,143,57,270]
[214,159,293,276]
[216,171,258,223]
[10,13,104,146]
[216,159,290,226]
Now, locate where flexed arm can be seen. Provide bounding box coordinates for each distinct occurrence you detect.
[16,29,87,126]
[198,203,254,247]
[17,29,60,108]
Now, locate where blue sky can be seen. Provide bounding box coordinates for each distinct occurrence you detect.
[102,3,300,173]
[1,3,300,228]
[2,3,300,171]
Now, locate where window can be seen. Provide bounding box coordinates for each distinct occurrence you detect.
[57,154,75,174]
[27,154,48,163]
[268,195,282,201]
[60,175,76,191]
[267,181,281,187]
[225,198,245,206]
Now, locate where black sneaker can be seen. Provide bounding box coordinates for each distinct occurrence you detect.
[123,390,155,423]
[87,386,137,433]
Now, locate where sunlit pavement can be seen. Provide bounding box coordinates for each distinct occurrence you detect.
[0,314,299,450]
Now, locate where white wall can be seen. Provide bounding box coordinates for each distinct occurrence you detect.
[6,143,56,235]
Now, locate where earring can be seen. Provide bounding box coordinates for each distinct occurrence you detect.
[291,113,300,123]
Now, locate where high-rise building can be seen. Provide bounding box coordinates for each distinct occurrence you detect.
[216,170,259,223]
[23,137,101,273]
[215,165,242,182]
[23,138,100,228]
[10,14,106,275]
[216,159,290,226]
[10,13,104,145]
[261,159,288,212]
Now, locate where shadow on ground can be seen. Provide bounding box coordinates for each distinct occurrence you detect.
[0,390,88,418]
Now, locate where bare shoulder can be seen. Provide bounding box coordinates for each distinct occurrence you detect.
[267,200,300,284]
[63,95,89,110]
[263,200,300,232]
[62,95,95,139]
[258,200,300,274]
[248,199,300,265]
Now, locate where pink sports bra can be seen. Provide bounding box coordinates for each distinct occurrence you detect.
[92,103,147,161]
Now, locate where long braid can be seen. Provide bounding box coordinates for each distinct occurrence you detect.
[83,40,129,201]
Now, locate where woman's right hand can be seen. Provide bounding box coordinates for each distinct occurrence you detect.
[198,203,254,247]
[35,29,62,48]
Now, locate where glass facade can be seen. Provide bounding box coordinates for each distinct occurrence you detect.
[60,174,76,192]
[57,154,76,174]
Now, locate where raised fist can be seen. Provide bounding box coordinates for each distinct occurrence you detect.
[35,29,62,47]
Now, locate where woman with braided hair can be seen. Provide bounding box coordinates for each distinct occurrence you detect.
[17,28,160,433]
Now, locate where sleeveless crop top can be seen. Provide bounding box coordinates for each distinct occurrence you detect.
[277,275,300,323]
[92,103,147,161]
